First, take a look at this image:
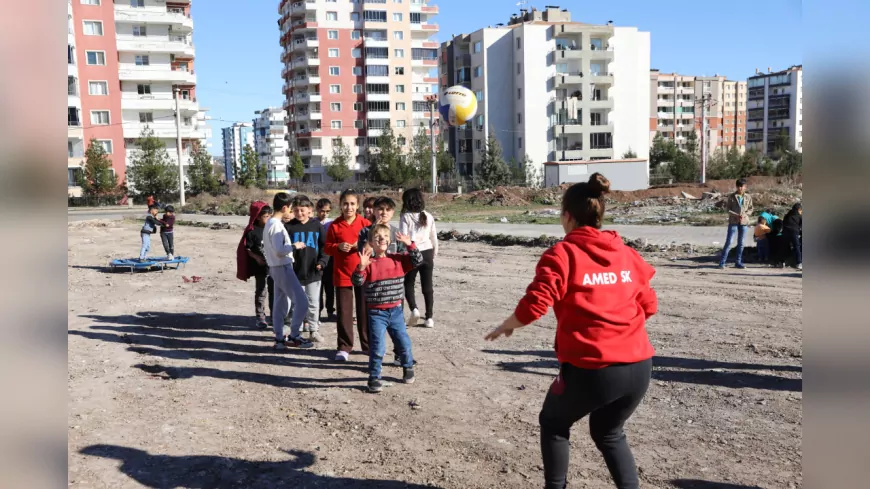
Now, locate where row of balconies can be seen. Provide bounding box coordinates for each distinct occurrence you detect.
[114,5,193,31]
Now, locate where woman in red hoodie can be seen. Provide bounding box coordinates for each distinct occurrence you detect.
[325,189,371,362]
[486,173,657,489]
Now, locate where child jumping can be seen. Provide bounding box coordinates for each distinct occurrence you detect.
[316,198,336,321]
[237,201,275,329]
[286,195,328,343]
[352,224,422,393]
[325,189,371,362]
[159,205,176,260]
[399,188,438,328]
[485,173,657,489]
[139,205,162,260]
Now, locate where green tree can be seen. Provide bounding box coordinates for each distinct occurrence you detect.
[668,150,700,183]
[126,127,178,197]
[186,140,220,195]
[476,129,512,188]
[522,154,542,189]
[408,124,433,183]
[79,138,119,196]
[649,132,678,169]
[237,144,260,187]
[622,147,638,159]
[325,138,354,182]
[685,130,700,159]
[435,133,455,176]
[255,156,268,190]
[288,152,305,188]
[776,150,802,178]
[366,122,414,186]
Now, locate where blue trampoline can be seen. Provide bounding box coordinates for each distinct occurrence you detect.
[109,256,190,273]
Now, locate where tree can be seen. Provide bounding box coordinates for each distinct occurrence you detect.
[776,150,802,178]
[79,138,119,196]
[476,128,512,188]
[288,152,305,189]
[325,138,354,183]
[622,147,638,159]
[408,124,433,183]
[522,154,543,189]
[186,140,220,195]
[685,130,700,159]
[237,144,260,187]
[649,132,678,169]
[255,155,268,190]
[366,122,414,186]
[668,150,700,183]
[126,127,178,197]
[435,133,455,176]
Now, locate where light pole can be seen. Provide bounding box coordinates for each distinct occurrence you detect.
[173,87,185,206]
[425,95,438,194]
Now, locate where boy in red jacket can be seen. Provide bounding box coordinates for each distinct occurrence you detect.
[486,173,657,489]
[352,224,422,393]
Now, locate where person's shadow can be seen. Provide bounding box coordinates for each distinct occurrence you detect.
[80,444,440,489]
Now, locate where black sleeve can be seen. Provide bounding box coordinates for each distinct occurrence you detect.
[244,231,255,251]
[317,226,329,269]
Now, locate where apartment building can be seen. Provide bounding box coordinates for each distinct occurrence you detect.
[649,70,746,156]
[67,0,210,196]
[746,65,803,155]
[440,6,650,179]
[221,123,255,181]
[278,0,440,182]
[253,108,290,184]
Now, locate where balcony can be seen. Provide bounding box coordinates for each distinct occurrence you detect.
[297,146,323,157]
[367,110,391,119]
[290,0,317,14]
[555,48,583,60]
[587,96,613,109]
[295,110,322,122]
[122,122,208,140]
[588,45,614,60]
[364,38,390,48]
[589,71,613,84]
[553,122,583,135]
[121,95,199,112]
[118,67,197,84]
[411,58,439,68]
[114,6,193,31]
[554,73,584,87]
[589,122,613,133]
[556,24,585,35]
[290,20,318,33]
[116,36,195,57]
[557,149,585,161]
[295,91,321,103]
[366,92,391,101]
[291,56,319,69]
[365,75,391,84]
[291,37,319,52]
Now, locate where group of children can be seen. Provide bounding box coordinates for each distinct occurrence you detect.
[753,202,803,269]
[236,188,438,393]
[139,205,176,260]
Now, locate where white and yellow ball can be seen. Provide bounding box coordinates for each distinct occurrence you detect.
[439,86,477,127]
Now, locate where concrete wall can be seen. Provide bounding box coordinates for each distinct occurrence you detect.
[519,24,553,173]
[611,27,650,161]
[484,29,517,164]
[545,159,648,190]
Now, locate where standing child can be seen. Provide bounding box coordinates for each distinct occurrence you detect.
[358,197,406,255]
[754,216,771,264]
[399,188,438,328]
[353,225,422,393]
[139,205,162,260]
[237,202,275,329]
[362,196,377,222]
[782,202,802,270]
[263,192,314,351]
[485,173,657,489]
[286,196,329,343]
[325,189,371,361]
[316,198,336,321]
[159,205,176,260]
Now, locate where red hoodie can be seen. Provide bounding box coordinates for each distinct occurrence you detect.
[514,226,657,369]
[325,214,371,287]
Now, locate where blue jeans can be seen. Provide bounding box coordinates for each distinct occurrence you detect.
[756,237,770,262]
[367,306,414,380]
[719,224,747,267]
[140,233,151,259]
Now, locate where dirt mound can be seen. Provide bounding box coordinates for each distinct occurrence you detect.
[466,187,531,206]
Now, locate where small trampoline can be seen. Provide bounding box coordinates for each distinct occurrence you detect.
[109,256,190,273]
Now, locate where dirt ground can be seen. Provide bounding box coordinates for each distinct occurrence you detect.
[68,221,802,489]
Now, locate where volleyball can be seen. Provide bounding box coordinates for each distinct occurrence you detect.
[439,86,477,127]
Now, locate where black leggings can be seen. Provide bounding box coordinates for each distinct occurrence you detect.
[404,248,435,319]
[540,359,652,489]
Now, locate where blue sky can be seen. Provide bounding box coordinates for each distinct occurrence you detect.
[193,0,802,154]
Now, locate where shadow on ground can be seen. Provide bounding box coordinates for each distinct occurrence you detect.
[670,479,762,489]
[80,445,440,488]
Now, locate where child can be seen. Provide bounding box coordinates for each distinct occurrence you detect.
[352,224,422,393]
[286,196,329,343]
[754,216,771,264]
[325,189,371,362]
[362,196,377,222]
[139,205,162,260]
[399,188,438,328]
[782,202,802,270]
[316,198,336,320]
[485,173,657,489]
[263,192,314,351]
[238,202,275,329]
[358,197,406,255]
[159,205,176,260]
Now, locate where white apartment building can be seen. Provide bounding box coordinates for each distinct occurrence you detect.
[746,65,802,155]
[68,0,85,195]
[440,6,650,179]
[221,123,255,181]
[253,108,290,184]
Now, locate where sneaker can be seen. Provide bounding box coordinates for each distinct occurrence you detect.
[716,264,725,270]
[409,308,422,326]
[335,351,350,362]
[286,335,314,349]
[167,254,174,260]
[734,264,746,269]
[309,331,324,343]
[273,340,287,351]
[797,263,802,270]
[368,378,384,393]
[423,318,434,328]
[255,318,269,329]
[403,367,416,384]
[392,358,402,367]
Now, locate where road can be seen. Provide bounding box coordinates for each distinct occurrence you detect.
[69,208,746,247]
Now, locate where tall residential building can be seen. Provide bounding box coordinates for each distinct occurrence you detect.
[221,123,255,181]
[649,71,747,155]
[253,108,290,184]
[278,0,440,183]
[440,6,650,178]
[67,0,210,196]
[746,65,803,155]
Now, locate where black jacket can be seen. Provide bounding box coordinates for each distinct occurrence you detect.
[783,210,802,234]
[285,218,328,285]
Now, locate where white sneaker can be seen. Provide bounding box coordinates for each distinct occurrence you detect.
[409,308,422,326]
[309,331,324,343]
[335,351,349,362]
[797,263,802,270]
[167,254,174,260]
[423,318,434,328]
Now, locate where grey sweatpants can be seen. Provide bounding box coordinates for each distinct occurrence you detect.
[270,263,308,341]
[292,281,322,332]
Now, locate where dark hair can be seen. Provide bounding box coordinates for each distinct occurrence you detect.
[148,205,159,212]
[316,198,332,210]
[374,196,396,210]
[790,202,802,213]
[561,173,611,229]
[363,196,377,209]
[401,188,427,227]
[273,192,294,212]
[339,188,358,204]
[164,205,175,213]
[293,195,313,208]
[757,216,766,223]
[736,178,747,188]
[258,205,273,217]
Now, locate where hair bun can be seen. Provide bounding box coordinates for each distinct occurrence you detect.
[587,173,611,197]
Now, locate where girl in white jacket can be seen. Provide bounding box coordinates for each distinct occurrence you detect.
[399,188,438,328]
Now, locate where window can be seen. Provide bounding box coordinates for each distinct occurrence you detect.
[473,66,482,78]
[68,76,78,96]
[90,111,110,125]
[517,37,521,50]
[330,102,342,111]
[135,55,150,66]
[475,139,482,150]
[475,90,482,101]
[396,84,405,93]
[351,12,360,21]
[326,11,338,21]
[393,13,403,21]
[517,62,521,74]
[517,113,522,124]
[330,84,341,93]
[394,48,404,58]
[473,41,482,53]
[68,44,75,65]
[88,81,108,96]
[353,102,362,111]
[351,30,361,40]
[394,67,404,75]
[366,83,389,94]
[138,112,154,123]
[328,48,339,58]
[396,102,405,110]
[518,88,522,99]
[331,121,342,129]
[329,66,340,76]
[518,137,522,149]
[364,10,387,21]
[137,84,151,95]
[393,31,403,40]
[410,12,421,24]
[85,51,105,65]
[353,66,362,75]
[352,48,361,58]
[83,20,103,36]
[396,120,406,128]
[353,84,363,93]
[82,0,100,5]
[133,25,147,37]
[328,30,339,39]
[130,0,144,6]
[366,65,389,76]
[590,132,613,149]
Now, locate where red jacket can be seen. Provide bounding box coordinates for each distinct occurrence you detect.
[325,214,371,287]
[514,227,657,369]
